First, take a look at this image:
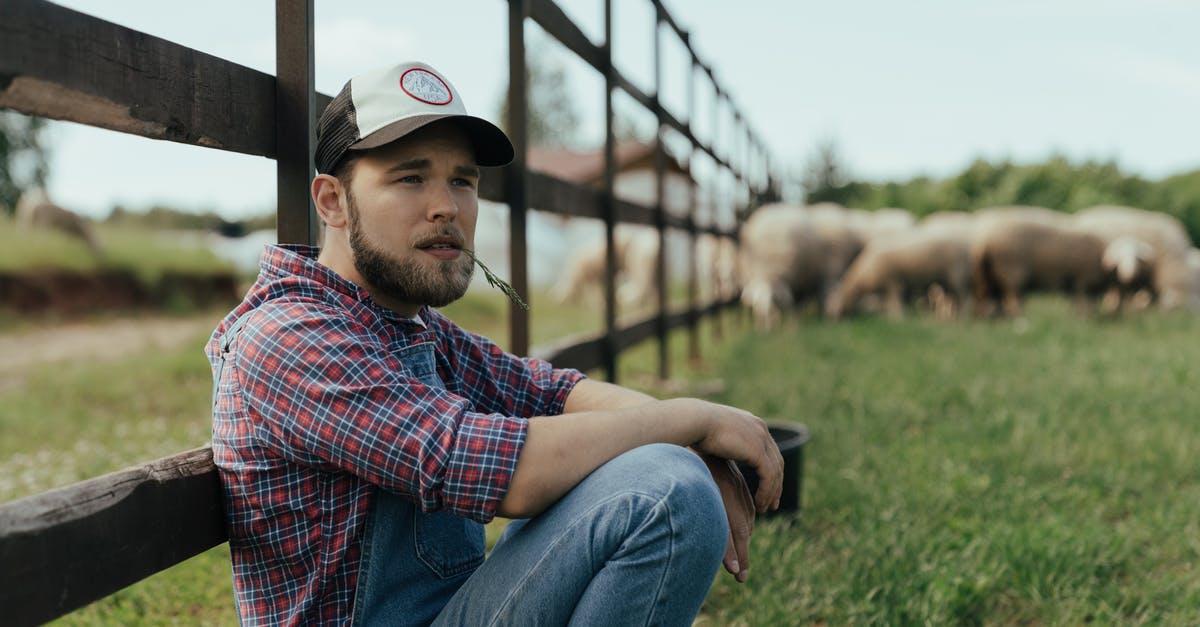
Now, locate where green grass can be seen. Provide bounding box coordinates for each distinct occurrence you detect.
[1,290,707,624]
[0,218,238,284]
[699,298,1200,625]
[7,294,1200,624]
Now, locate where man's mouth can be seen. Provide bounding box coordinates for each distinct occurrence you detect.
[416,235,465,258]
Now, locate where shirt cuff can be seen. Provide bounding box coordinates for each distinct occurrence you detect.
[441,412,529,522]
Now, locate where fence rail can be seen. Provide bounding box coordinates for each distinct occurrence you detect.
[0,0,777,622]
[0,447,225,626]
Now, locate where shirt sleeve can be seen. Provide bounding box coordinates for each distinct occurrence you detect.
[423,308,586,418]
[230,300,526,522]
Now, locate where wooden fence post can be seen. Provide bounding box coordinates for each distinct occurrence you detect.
[653,6,669,381]
[506,0,531,356]
[274,0,317,246]
[601,0,619,382]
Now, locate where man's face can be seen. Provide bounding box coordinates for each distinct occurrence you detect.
[342,122,480,309]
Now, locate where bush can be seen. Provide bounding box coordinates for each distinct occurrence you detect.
[831,156,1199,244]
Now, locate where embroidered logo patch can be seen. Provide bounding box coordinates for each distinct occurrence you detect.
[400,68,453,105]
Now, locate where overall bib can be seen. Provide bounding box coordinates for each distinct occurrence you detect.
[215,322,484,626]
[351,341,486,626]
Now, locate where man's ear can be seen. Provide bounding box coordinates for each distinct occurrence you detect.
[312,174,349,228]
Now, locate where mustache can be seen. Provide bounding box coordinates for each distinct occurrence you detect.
[412,226,466,249]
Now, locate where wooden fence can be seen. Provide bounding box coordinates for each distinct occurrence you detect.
[0,0,777,623]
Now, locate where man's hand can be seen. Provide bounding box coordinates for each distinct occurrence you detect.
[681,398,784,513]
[702,454,755,583]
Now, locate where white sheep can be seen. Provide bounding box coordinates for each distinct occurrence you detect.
[918,210,978,233]
[550,224,675,313]
[696,233,739,303]
[824,224,972,320]
[971,216,1112,317]
[964,206,1068,315]
[1098,235,1158,312]
[1072,205,1195,310]
[1185,247,1200,311]
[845,207,916,245]
[738,202,864,328]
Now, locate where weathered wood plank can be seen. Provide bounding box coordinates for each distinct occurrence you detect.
[614,73,655,115]
[0,0,275,156]
[530,332,607,372]
[614,197,656,227]
[613,314,658,353]
[490,168,703,230]
[527,0,738,180]
[0,447,226,626]
[528,0,604,73]
[478,166,508,204]
[531,300,734,374]
[528,171,603,220]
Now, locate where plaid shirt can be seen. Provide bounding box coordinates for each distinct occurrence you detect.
[207,245,583,625]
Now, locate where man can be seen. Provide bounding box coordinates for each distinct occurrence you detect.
[208,61,783,626]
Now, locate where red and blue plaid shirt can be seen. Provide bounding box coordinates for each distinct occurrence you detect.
[207,245,583,625]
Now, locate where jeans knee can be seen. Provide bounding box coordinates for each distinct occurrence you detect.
[621,444,729,553]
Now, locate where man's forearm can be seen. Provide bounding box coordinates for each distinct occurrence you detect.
[497,397,708,518]
[497,374,783,519]
[562,378,656,412]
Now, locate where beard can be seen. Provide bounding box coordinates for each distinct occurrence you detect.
[345,192,474,308]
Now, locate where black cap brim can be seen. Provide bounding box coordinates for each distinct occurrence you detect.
[349,114,515,167]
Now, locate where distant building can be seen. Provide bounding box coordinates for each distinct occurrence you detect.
[526,141,697,219]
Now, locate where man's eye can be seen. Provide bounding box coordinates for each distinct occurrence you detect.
[452,178,476,188]
[395,175,421,184]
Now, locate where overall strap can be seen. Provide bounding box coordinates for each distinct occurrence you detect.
[212,312,254,409]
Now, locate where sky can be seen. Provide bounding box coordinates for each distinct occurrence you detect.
[25,0,1200,219]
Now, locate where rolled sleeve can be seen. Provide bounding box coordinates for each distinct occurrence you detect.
[442,412,528,521]
[232,301,527,521]
[425,308,587,418]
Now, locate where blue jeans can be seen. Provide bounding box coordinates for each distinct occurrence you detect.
[349,341,726,625]
[432,443,728,626]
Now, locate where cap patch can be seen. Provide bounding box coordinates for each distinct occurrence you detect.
[400,68,453,105]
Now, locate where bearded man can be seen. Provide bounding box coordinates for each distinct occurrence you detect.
[207,61,782,626]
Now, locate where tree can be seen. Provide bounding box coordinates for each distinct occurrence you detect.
[801,137,868,206]
[498,41,582,149]
[0,110,50,214]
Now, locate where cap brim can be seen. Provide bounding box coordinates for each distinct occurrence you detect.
[349,114,515,167]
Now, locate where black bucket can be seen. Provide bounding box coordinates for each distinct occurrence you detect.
[737,422,810,516]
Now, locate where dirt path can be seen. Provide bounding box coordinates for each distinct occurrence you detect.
[0,314,219,379]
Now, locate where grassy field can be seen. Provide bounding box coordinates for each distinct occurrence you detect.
[0,218,238,281]
[702,300,1200,625]
[4,295,1199,624]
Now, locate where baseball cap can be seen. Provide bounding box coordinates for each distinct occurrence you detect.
[315,61,515,174]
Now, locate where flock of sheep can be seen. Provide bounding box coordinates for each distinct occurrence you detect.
[739,202,1200,328]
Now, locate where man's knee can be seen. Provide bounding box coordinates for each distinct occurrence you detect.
[612,444,729,549]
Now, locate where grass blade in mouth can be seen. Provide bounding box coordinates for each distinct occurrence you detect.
[462,248,529,311]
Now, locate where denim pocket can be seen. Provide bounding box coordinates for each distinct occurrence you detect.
[413,510,486,579]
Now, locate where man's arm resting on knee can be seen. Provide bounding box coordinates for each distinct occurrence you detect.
[535,379,764,583]
[496,379,783,519]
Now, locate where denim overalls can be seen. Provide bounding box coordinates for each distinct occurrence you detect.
[350,341,486,626]
[215,318,484,626]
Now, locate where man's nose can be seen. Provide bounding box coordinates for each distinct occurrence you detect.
[427,183,460,223]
